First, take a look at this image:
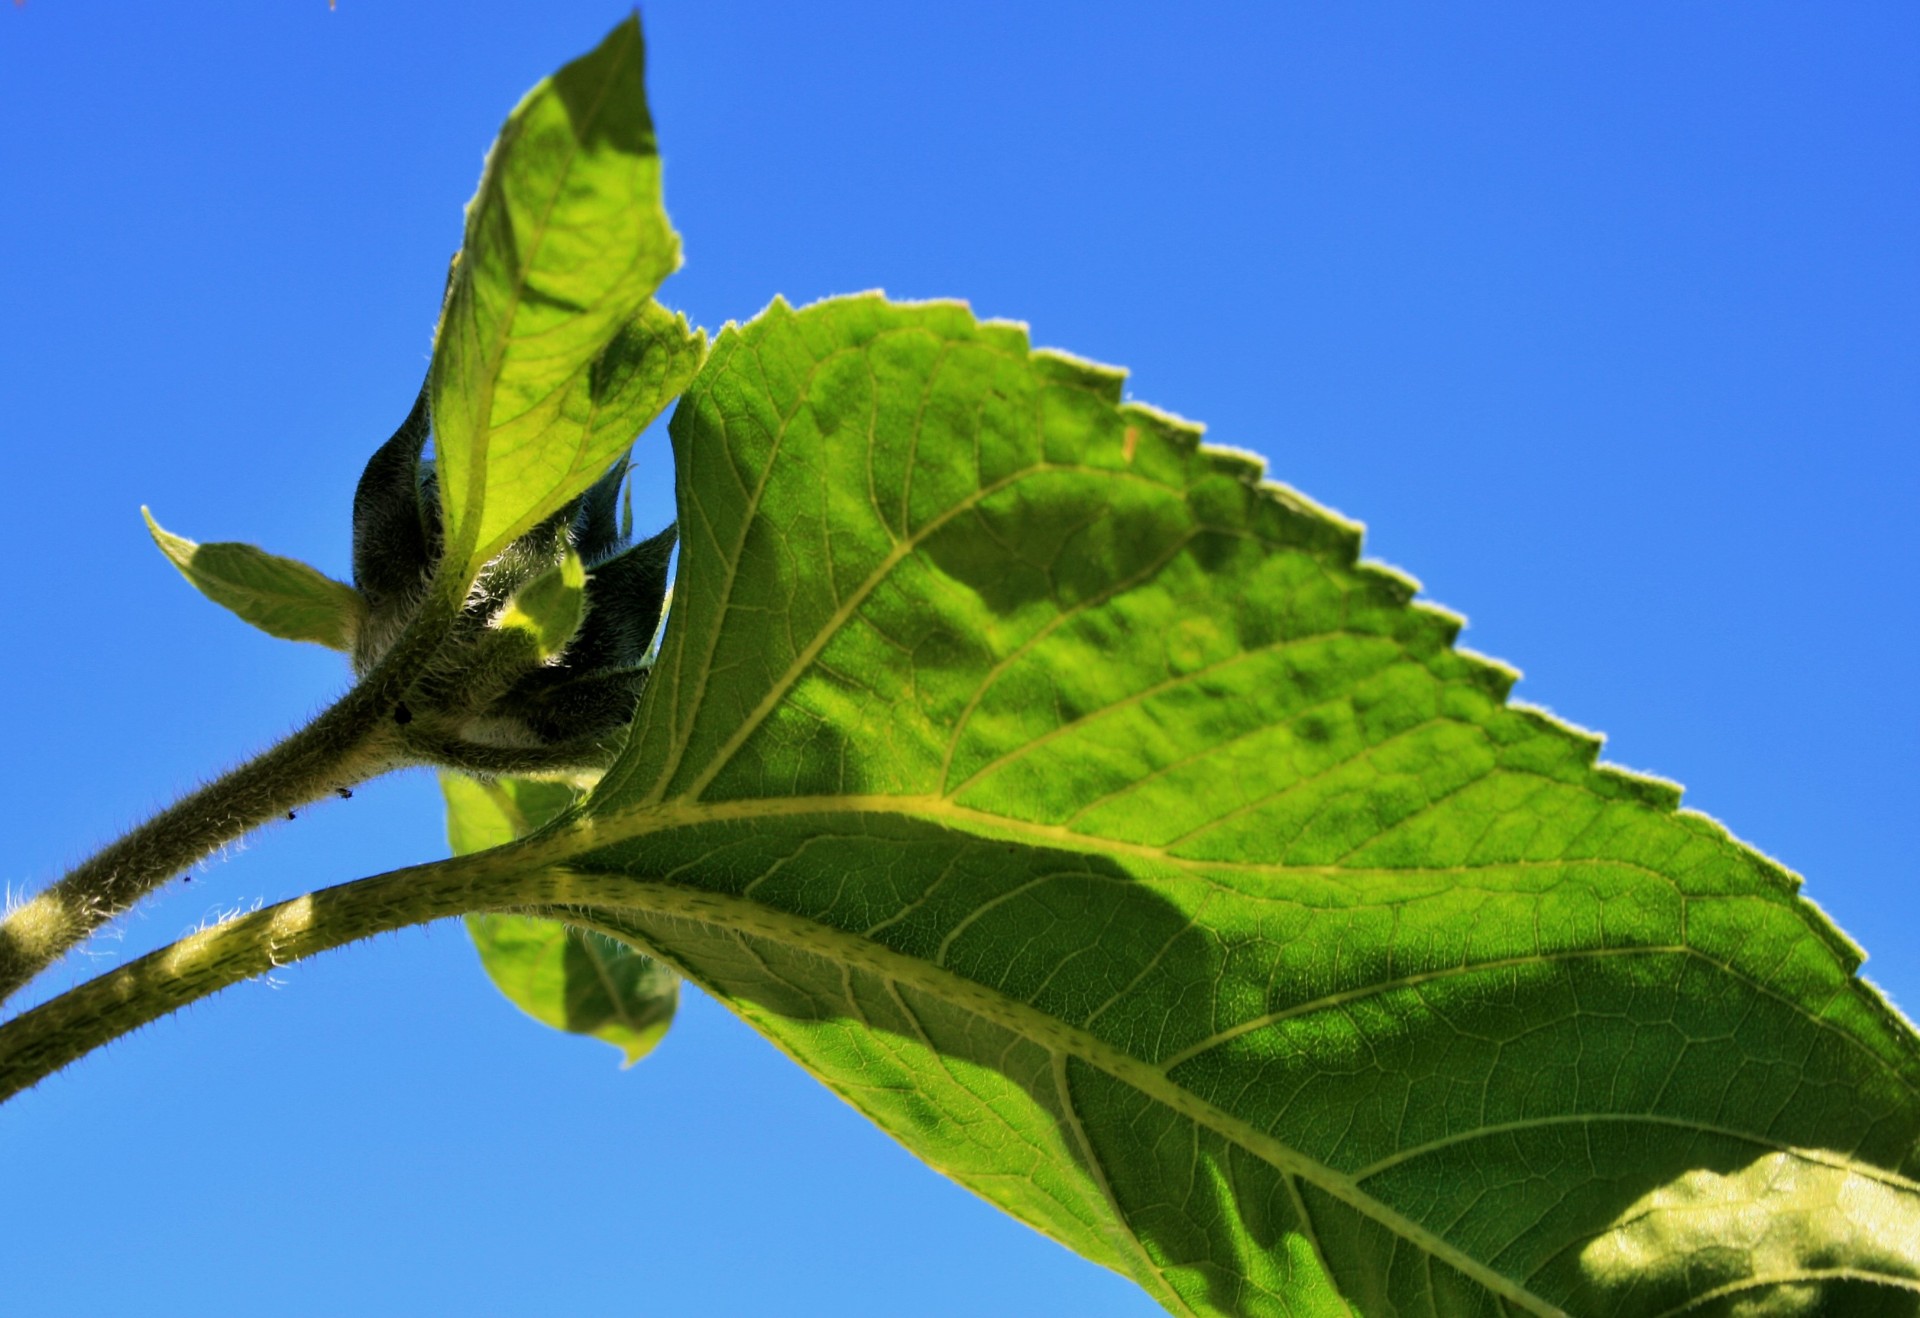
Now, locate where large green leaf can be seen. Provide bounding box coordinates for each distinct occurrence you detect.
[143,507,364,650]
[542,294,1920,1315]
[444,773,677,1066]
[429,15,703,571]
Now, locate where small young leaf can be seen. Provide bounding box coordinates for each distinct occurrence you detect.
[571,453,631,566]
[443,772,677,1066]
[143,507,364,651]
[465,915,677,1068]
[563,521,676,674]
[349,381,436,612]
[442,770,575,855]
[494,545,587,662]
[429,14,704,572]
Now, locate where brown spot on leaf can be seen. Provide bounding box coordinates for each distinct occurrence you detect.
[1122,425,1139,464]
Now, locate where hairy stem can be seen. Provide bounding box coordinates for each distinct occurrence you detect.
[0,852,499,1101]
[0,581,464,1007]
[0,837,642,1103]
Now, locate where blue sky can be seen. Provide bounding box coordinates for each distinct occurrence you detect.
[1,4,1914,1314]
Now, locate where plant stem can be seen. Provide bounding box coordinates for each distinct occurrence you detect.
[0,581,463,1007]
[0,842,588,1103]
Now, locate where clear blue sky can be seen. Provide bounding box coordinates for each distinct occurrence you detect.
[2,4,1914,1314]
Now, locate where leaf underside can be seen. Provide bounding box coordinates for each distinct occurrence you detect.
[506,293,1920,1316]
[429,14,703,572]
[143,507,363,650]
[445,773,677,1066]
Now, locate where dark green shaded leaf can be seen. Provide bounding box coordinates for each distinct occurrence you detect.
[143,507,364,651]
[350,380,436,614]
[565,521,675,674]
[572,453,632,565]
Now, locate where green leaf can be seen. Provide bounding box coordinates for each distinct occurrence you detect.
[1577,1154,1920,1316]
[495,544,587,661]
[442,770,578,858]
[546,294,1920,1315]
[143,507,364,651]
[429,15,704,571]
[443,772,676,1066]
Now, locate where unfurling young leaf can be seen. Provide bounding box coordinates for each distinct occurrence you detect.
[143,507,365,651]
[427,14,704,573]
[493,544,588,662]
[345,357,677,772]
[319,12,699,782]
[443,772,677,1066]
[348,380,437,665]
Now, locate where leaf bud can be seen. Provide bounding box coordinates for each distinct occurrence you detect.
[348,383,675,774]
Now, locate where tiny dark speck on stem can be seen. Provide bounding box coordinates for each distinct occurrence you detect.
[394,703,413,726]
[336,787,353,799]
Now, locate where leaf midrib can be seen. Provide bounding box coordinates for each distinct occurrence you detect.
[552,861,1920,1311]
[559,791,1920,1112]
[453,37,632,567]
[548,870,1571,1317]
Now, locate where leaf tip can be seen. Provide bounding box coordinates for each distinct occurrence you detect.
[616,1019,672,1068]
[141,506,197,572]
